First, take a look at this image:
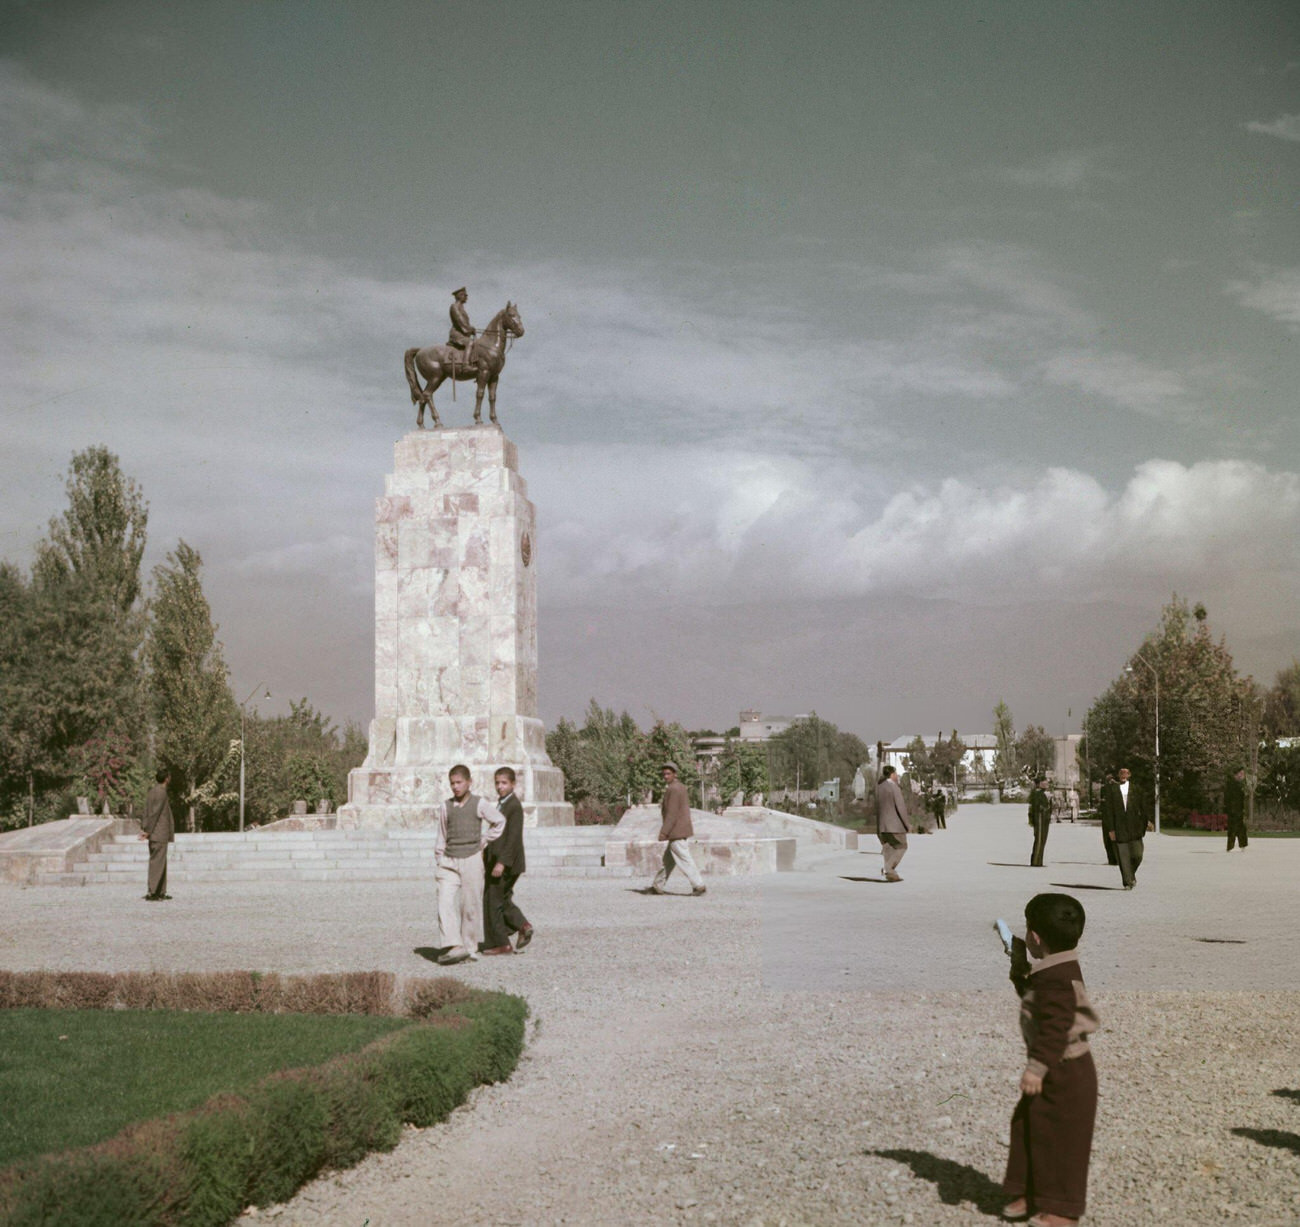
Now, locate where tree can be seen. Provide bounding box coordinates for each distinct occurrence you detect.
[232,699,367,828]
[1,448,149,816]
[930,731,967,789]
[146,541,238,828]
[1263,659,1300,738]
[1082,596,1259,816]
[1015,725,1056,780]
[992,701,1017,781]
[714,739,768,803]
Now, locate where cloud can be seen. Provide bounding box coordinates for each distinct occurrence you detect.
[533,449,1300,614]
[1040,350,1192,418]
[995,151,1117,190]
[1244,114,1300,143]
[1226,266,1300,331]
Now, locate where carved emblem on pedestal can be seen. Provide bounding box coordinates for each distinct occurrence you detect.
[520,530,533,567]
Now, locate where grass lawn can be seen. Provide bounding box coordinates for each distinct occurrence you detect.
[0,1008,414,1168]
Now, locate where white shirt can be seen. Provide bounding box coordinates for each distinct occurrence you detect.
[1119,780,1129,808]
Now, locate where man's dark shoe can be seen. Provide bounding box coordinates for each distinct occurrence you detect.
[515,924,534,950]
[481,945,514,956]
[691,885,707,896]
[157,894,172,900]
[143,894,157,901]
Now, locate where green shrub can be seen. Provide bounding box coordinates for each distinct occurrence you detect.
[0,981,527,1227]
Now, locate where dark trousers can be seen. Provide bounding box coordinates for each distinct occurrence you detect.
[483,869,528,949]
[1004,1050,1097,1220]
[147,841,168,897]
[1226,816,1248,850]
[1115,836,1144,888]
[1101,826,1118,865]
[1030,816,1050,867]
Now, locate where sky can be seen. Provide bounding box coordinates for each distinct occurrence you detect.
[3,1,1298,744]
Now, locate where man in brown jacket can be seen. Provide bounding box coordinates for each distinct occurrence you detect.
[875,764,910,882]
[139,768,175,900]
[650,762,706,896]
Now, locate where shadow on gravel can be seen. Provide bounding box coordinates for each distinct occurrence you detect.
[839,876,891,884]
[868,1148,1004,1215]
[1273,1089,1300,1102]
[1048,882,1123,891]
[986,862,1036,868]
[414,946,453,963]
[1231,1127,1300,1154]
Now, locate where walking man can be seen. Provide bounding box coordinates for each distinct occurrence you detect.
[139,768,174,901]
[876,764,910,882]
[1028,776,1052,867]
[651,762,706,896]
[1225,766,1248,852]
[434,765,505,964]
[481,767,534,954]
[1101,766,1152,890]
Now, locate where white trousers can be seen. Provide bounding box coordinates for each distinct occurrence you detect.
[653,839,704,890]
[436,853,485,952]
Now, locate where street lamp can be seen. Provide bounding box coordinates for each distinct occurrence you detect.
[1125,654,1160,834]
[238,683,270,833]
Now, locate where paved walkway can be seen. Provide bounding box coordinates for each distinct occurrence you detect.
[3,806,1297,1225]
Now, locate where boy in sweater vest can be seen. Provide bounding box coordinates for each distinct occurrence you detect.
[434,765,504,965]
[1002,893,1099,1227]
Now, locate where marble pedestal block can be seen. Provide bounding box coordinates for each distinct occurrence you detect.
[338,427,573,829]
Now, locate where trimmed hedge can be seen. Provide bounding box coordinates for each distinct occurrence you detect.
[0,973,527,1227]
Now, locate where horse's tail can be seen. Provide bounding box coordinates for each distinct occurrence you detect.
[404,348,425,405]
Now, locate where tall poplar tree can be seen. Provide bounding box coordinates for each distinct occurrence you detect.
[146,541,238,828]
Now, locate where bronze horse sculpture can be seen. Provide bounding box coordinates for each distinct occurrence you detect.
[403,302,525,428]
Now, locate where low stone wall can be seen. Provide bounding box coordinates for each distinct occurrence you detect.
[0,817,139,886]
[603,837,796,876]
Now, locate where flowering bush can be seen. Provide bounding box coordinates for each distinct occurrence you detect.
[1186,811,1227,831]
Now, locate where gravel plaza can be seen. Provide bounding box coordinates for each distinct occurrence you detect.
[3,804,1298,1226]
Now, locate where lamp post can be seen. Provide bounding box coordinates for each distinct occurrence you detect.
[238,683,269,833]
[1126,654,1160,834]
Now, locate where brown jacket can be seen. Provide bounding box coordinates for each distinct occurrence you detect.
[659,779,693,841]
[1015,948,1099,1080]
[141,782,174,844]
[875,777,910,834]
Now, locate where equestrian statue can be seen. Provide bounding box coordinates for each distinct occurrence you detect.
[404,288,525,428]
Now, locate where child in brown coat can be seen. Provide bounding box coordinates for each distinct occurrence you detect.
[1002,893,1099,1227]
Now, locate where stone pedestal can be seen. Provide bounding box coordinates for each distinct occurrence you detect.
[338,427,573,828]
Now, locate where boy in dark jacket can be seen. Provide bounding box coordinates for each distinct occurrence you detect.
[1002,893,1099,1227]
[480,767,534,955]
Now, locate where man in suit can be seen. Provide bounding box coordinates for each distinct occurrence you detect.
[1224,766,1248,852]
[650,762,706,896]
[139,768,175,900]
[1099,772,1119,866]
[1101,766,1152,890]
[1028,776,1052,867]
[481,767,534,954]
[875,764,910,882]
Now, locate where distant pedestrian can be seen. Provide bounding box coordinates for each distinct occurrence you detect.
[650,762,706,895]
[931,787,947,830]
[875,764,910,882]
[139,768,175,901]
[1028,777,1052,867]
[481,767,534,954]
[1068,786,1079,823]
[433,765,505,965]
[1100,766,1151,890]
[1001,892,1099,1227]
[1224,767,1248,852]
